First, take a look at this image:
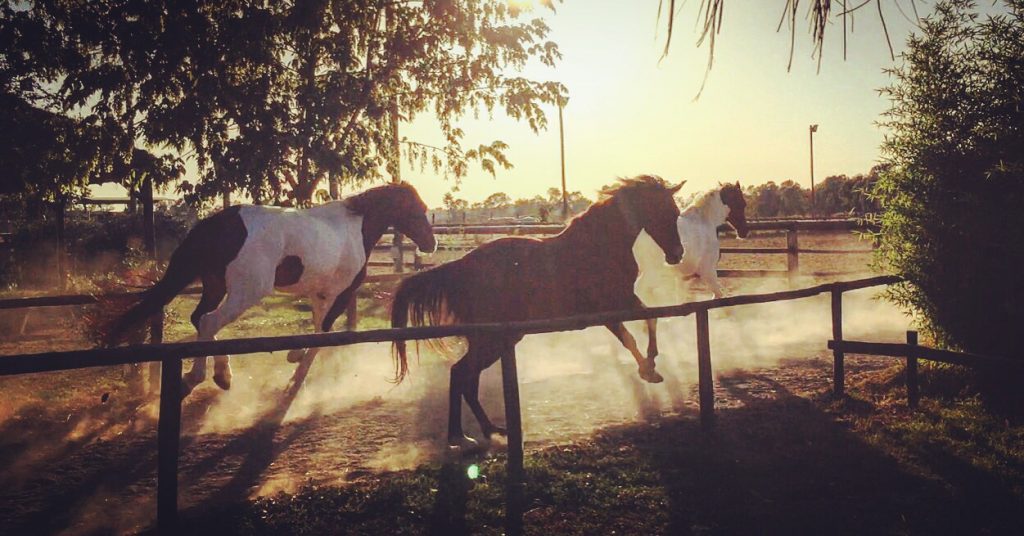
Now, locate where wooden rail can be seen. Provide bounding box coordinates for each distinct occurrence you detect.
[828,334,1024,409]
[373,219,874,280]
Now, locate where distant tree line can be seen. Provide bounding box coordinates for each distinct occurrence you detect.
[435,169,883,224]
[742,166,884,219]
[437,187,592,224]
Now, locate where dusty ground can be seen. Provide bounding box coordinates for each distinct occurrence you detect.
[0,231,906,534]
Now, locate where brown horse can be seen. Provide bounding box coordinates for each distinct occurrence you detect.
[391,175,685,447]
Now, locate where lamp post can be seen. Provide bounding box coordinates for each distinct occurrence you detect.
[809,124,818,215]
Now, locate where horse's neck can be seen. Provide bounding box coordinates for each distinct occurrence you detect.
[557,200,639,258]
[308,202,382,254]
[683,189,727,227]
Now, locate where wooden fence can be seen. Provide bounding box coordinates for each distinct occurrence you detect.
[0,274,903,533]
[373,219,877,280]
[828,333,1024,408]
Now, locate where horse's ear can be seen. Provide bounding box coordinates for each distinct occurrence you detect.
[735,180,741,188]
[670,180,686,194]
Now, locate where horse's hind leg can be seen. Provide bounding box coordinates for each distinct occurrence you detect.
[606,322,664,384]
[463,338,505,438]
[448,337,495,449]
[182,274,227,398]
[200,268,273,391]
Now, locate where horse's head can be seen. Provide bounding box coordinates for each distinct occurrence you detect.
[390,182,437,254]
[720,181,749,239]
[608,175,684,264]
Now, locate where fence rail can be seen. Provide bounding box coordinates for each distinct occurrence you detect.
[828,335,1023,409]
[371,218,875,277]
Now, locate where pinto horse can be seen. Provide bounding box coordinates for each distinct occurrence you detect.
[104,181,436,397]
[634,181,748,302]
[390,175,684,448]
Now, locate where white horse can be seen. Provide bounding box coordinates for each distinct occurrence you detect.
[104,181,437,397]
[634,182,748,304]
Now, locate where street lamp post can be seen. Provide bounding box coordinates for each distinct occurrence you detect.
[809,124,818,215]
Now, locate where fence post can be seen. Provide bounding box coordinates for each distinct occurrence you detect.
[500,342,525,536]
[157,355,183,532]
[831,289,844,398]
[786,227,799,284]
[56,198,67,291]
[696,308,715,429]
[345,298,358,331]
[906,330,919,409]
[148,308,164,393]
[392,232,404,273]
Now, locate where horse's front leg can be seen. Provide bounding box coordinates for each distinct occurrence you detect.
[606,322,663,384]
[182,356,208,399]
[630,294,661,367]
[645,318,659,360]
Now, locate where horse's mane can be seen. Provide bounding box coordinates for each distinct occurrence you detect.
[683,185,728,221]
[342,181,417,215]
[597,174,671,199]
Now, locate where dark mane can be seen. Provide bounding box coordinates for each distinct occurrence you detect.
[562,174,671,234]
[597,174,671,198]
[343,181,418,215]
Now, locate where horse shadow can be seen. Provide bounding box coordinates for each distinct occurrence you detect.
[178,353,319,506]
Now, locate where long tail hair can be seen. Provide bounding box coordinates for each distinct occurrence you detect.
[101,237,203,346]
[390,263,460,383]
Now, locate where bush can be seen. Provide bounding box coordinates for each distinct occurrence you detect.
[876,0,1024,359]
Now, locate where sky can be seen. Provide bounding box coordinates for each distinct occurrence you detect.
[386,0,930,207]
[93,0,943,208]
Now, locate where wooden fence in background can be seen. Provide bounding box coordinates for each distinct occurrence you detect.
[371,219,877,280]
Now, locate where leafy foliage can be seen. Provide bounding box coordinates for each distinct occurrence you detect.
[1,1,565,207]
[876,0,1024,358]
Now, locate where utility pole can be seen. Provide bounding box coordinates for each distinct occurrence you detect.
[809,124,818,215]
[558,98,568,220]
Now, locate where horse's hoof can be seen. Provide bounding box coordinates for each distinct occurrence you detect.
[639,367,664,384]
[484,425,508,438]
[448,435,479,453]
[286,348,306,363]
[213,372,232,391]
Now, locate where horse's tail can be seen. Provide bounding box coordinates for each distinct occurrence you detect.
[101,237,202,347]
[390,264,459,384]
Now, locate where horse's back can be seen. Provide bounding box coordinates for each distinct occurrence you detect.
[445,235,636,322]
[231,205,365,292]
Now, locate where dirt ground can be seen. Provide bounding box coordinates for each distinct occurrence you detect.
[0,231,903,534]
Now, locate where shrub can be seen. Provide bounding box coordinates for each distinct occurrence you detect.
[875,0,1024,359]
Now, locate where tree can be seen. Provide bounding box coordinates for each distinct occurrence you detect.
[482,191,511,218]
[2,1,564,206]
[778,180,808,216]
[751,181,781,218]
[875,0,1024,359]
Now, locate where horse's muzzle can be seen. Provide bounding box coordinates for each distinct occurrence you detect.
[417,236,438,254]
[665,245,684,265]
